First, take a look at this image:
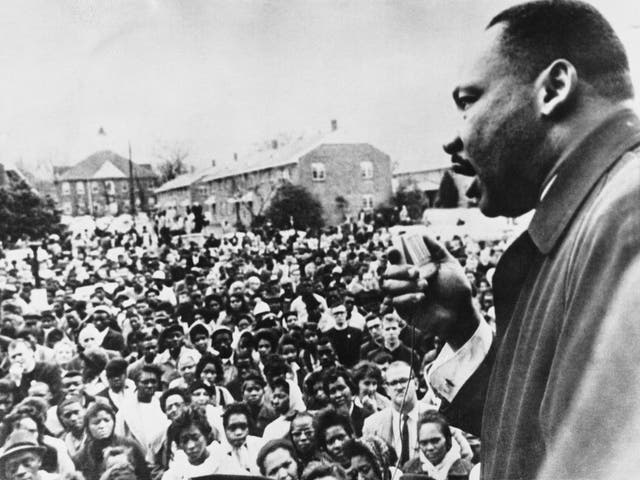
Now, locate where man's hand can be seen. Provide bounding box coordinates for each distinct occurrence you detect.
[382,235,480,350]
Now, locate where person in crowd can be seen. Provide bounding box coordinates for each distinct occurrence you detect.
[288,411,325,464]
[359,315,383,360]
[114,364,168,458]
[342,436,398,480]
[73,401,149,480]
[126,333,159,383]
[263,378,294,441]
[95,358,136,413]
[88,306,126,354]
[301,460,348,480]
[324,305,362,368]
[56,396,86,458]
[322,367,365,437]
[161,406,221,480]
[216,402,265,475]
[242,371,277,437]
[0,430,71,480]
[366,314,419,374]
[402,411,473,480]
[3,339,63,406]
[193,353,235,408]
[315,407,354,469]
[0,402,75,476]
[351,361,390,417]
[257,438,300,480]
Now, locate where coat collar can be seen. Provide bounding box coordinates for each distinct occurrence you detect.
[528,108,640,254]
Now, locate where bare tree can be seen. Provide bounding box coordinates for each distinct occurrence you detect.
[154,142,190,184]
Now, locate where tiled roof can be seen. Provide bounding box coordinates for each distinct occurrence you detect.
[58,150,156,181]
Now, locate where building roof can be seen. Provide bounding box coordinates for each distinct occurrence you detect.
[57,150,156,181]
[155,171,206,194]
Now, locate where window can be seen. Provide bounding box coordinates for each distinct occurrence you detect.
[312,163,326,181]
[61,182,70,195]
[76,182,85,194]
[62,202,72,215]
[282,168,290,181]
[361,161,373,179]
[92,182,100,194]
[363,194,374,210]
[122,182,128,193]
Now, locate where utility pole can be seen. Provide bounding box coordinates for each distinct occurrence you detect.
[128,142,136,215]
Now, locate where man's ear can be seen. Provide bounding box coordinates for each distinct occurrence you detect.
[535,59,578,117]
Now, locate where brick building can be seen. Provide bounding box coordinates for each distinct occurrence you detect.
[54,150,157,216]
[393,166,474,207]
[161,121,393,227]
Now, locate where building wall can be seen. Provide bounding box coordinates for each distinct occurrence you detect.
[56,177,156,216]
[297,144,392,225]
[198,164,295,227]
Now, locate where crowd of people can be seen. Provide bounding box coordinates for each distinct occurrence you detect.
[0,215,507,480]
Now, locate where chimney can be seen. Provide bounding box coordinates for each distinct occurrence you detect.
[272,139,278,149]
[0,163,5,187]
[233,152,238,161]
[211,159,216,167]
[331,119,338,131]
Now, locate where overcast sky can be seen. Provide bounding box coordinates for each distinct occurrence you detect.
[1,0,639,177]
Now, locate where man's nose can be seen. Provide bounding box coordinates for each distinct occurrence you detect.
[443,137,463,155]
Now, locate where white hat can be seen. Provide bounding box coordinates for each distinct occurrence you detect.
[152,270,166,280]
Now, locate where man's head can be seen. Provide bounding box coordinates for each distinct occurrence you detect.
[137,365,161,402]
[105,358,128,393]
[381,314,401,349]
[331,305,348,329]
[61,371,84,398]
[317,337,337,369]
[57,397,85,437]
[364,315,382,343]
[257,439,299,480]
[7,340,36,374]
[444,0,633,218]
[160,388,190,422]
[222,403,252,449]
[0,430,45,480]
[384,361,417,413]
[241,372,266,406]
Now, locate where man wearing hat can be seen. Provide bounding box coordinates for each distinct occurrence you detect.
[156,323,200,381]
[151,270,176,306]
[0,430,53,480]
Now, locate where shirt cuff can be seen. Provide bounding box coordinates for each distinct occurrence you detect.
[427,319,493,402]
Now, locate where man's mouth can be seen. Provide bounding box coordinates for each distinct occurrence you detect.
[451,156,482,200]
[451,156,476,177]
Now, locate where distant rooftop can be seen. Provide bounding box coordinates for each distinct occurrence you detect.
[56,150,156,181]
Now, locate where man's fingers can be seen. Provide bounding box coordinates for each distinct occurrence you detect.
[391,292,426,310]
[423,234,452,262]
[383,264,419,280]
[381,278,427,296]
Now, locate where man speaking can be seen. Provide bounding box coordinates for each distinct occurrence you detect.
[383,1,640,479]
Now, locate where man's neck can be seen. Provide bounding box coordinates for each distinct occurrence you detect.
[394,399,416,415]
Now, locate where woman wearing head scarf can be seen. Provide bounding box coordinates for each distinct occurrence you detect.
[401,412,473,480]
[343,436,398,480]
[73,402,150,480]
